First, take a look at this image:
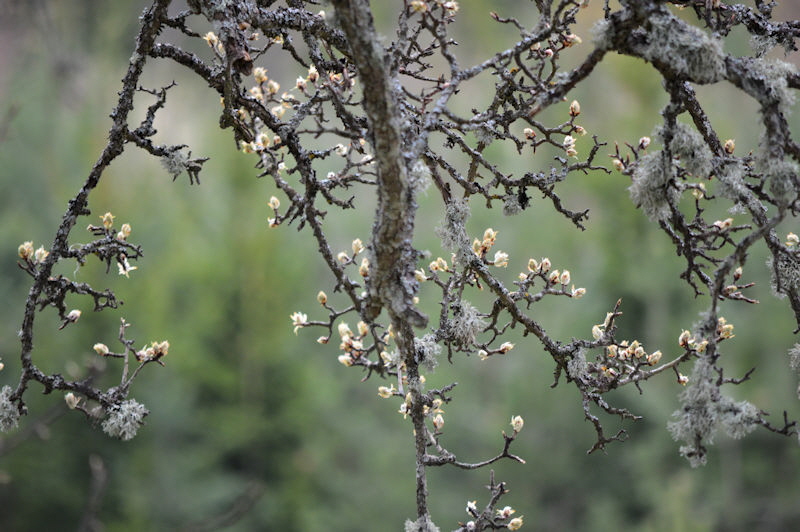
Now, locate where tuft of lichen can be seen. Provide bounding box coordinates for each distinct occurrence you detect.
[409,159,432,195]
[435,199,471,263]
[102,399,149,441]
[449,299,486,349]
[635,11,726,83]
[629,152,677,221]
[789,343,800,373]
[0,386,20,433]
[415,334,442,372]
[591,18,613,50]
[767,252,800,299]
[743,58,797,113]
[160,149,191,177]
[668,358,760,466]
[663,122,713,179]
[715,160,749,203]
[502,194,523,216]
[567,349,588,381]
[404,515,440,532]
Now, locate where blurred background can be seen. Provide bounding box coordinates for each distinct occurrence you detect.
[1,1,800,530]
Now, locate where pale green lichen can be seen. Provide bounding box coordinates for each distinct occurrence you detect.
[102,399,149,441]
[0,386,20,433]
[629,152,677,221]
[637,11,726,83]
[668,358,760,467]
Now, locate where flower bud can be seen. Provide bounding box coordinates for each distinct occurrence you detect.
[93,343,109,356]
[723,138,735,154]
[34,246,49,263]
[101,212,115,230]
[647,350,662,365]
[18,241,34,260]
[510,415,524,432]
[64,393,80,410]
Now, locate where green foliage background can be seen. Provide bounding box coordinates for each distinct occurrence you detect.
[1,1,800,530]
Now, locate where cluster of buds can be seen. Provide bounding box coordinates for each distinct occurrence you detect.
[520,257,585,298]
[716,317,735,340]
[563,135,577,158]
[202,31,225,56]
[678,329,709,352]
[267,196,280,228]
[337,238,365,264]
[604,340,662,366]
[428,256,450,274]
[135,340,170,365]
[478,342,515,361]
[472,228,498,259]
[17,240,49,266]
[336,321,369,366]
[410,0,459,16]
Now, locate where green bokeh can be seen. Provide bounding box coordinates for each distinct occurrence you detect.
[1,2,800,531]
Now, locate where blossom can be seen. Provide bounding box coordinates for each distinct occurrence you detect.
[540,257,551,272]
[93,343,109,356]
[202,31,218,47]
[493,251,509,268]
[64,392,80,410]
[117,256,138,277]
[116,222,131,240]
[507,516,524,530]
[647,350,662,365]
[34,246,49,263]
[378,385,395,398]
[253,66,268,84]
[724,138,735,154]
[317,291,327,305]
[101,212,115,229]
[338,322,353,339]
[713,218,733,230]
[18,241,34,260]
[497,506,516,518]
[678,330,692,348]
[510,415,524,432]
[290,311,308,334]
[569,100,581,117]
[499,342,515,353]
